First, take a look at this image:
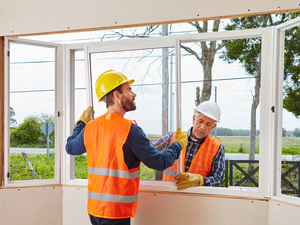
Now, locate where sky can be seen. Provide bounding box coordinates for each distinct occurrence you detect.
[8,23,299,135]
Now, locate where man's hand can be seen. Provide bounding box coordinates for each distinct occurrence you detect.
[174,127,188,149]
[174,172,204,190]
[76,106,93,125]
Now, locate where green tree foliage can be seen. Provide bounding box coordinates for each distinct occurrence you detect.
[282,127,287,137]
[293,128,300,137]
[220,13,300,163]
[282,13,300,118]
[222,13,300,117]
[10,114,54,147]
[10,107,17,125]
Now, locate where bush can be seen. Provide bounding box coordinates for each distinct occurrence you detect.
[10,114,55,148]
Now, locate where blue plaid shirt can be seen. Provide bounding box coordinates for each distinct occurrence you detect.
[152,128,225,187]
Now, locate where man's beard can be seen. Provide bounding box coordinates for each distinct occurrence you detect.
[120,95,136,112]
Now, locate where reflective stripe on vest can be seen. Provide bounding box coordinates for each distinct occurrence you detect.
[163,134,220,181]
[84,113,140,219]
[88,167,140,179]
[88,192,138,204]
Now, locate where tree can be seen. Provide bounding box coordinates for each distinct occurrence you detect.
[220,13,299,165]
[10,107,17,125]
[282,127,287,137]
[181,21,226,103]
[10,113,55,147]
[293,128,300,137]
[10,115,42,145]
[282,12,300,118]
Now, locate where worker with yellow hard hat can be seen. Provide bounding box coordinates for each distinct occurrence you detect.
[66,69,188,225]
[153,100,225,189]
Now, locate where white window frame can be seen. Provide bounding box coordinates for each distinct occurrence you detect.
[271,17,300,205]
[63,27,275,199]
[4,37,63,187]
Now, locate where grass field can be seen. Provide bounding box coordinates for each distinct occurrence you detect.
[9,136,300,182]
[218,136,300,155]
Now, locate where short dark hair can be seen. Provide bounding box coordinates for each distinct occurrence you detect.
[102,84,123,108]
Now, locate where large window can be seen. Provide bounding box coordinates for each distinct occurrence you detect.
[180,38,261,188]
[89,48,176,180]
[4,18,299,204]
[63,28,274,199]
[274,17,300,201]
[4,39,61,186]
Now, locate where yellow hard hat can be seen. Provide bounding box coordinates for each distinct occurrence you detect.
[95,69,134,102]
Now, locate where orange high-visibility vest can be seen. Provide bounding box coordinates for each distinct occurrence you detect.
[163,134,220,181]
[84,113,140,219]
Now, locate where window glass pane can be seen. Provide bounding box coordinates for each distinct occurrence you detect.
[74,50,88,179]
[89,48,174,181]
[181,38,261,188]
[281,24,300,198]
[9,42,56,181]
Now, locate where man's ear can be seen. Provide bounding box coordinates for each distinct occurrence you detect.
[113,90,122,101]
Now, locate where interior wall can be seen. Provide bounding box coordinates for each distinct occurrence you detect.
[0,0,299,36]
[269,199,300,225]
[0,186,63,225]
[133,191,269,225]
[62,186,90,225]
[62,188,269,225]
[2,187,297,225]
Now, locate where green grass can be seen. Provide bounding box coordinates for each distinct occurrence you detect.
[218,136,300,155]
[10,153,55,181]
[9,137,300,184]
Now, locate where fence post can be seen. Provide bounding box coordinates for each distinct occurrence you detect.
[21,152,38,179]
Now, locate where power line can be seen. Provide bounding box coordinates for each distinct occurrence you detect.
[10,77,255,94]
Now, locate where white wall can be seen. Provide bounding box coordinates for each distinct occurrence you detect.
[61,189,300,225]
[0,0,299,36]
[0,186,62,225]
[269,200,300,225]
[62,186,90,225]
[62,187,269,225]
[1,186,300,225]
[133,191,269,225]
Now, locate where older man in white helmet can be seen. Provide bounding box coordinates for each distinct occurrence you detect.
[153,101,225,189]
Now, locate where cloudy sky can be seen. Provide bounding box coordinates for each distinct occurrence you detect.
[9,27,299,136]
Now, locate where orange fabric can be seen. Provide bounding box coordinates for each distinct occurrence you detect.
[163,134,220,181]
[84,113,140,219]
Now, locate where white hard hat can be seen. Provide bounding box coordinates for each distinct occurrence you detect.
[195,101,221,122]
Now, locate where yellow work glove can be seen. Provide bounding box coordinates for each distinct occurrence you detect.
[76,106,93,125]
[174,127,188,149]
[174,172,204,190]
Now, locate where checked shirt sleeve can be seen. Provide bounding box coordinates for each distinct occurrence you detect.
[151,133,174,152]
[203,144,226,187]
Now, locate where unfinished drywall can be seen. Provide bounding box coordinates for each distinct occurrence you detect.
[62,187,269,225]
[269,199,300,225]
[0,0,299,36]
[133,191,269,225]
[62,186,90,225]
[0,186,62,225]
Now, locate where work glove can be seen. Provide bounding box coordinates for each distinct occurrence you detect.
[174,172,204,190]
[76,106,93,125]
[174,127,188,149]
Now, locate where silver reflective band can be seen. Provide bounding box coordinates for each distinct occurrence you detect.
[88,167,140,179]
[163,169,177,177]
[88,191,138,203]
